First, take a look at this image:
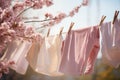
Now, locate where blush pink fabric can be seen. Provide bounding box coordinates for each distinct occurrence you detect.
[2,40,31,74]
[100,19,120,68]
[59,26,100,76]
[10,41,31,74]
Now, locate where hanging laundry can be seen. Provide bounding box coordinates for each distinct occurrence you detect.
[100,19,120,68]
[35,35,63,76]
[1,40,21,61]
[1,40,32,74]
[26,39,43,72]
[59,26,100,76]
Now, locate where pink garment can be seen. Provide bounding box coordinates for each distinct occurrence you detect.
[1,40,21,61]
[2,40,31,74]
[100,19,120,68]
[59,26,100,76]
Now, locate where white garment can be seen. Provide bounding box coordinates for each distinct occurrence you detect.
[100,19,120,68]
[2,40,31,74]
[36,35,63,76]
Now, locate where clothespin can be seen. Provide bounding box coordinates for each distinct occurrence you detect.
[99,15,106,26]
[112,10,119,24]
[59,27,64,36]
[47,28,50,37]
[68,22,75,34]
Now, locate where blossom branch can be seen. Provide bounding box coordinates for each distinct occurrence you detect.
[16,5,33,18]
[24,18,53,23]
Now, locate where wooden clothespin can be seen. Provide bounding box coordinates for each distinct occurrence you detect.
[59,27,64,36]
[112,10,119,24]
[68,22,75,34]
[47,28,50,37]
[99,15,106,26]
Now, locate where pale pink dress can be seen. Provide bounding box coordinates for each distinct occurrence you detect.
[59,26,100,76]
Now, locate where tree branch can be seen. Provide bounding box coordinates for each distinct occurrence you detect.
[24,18,54,23]
[16,6,33,18]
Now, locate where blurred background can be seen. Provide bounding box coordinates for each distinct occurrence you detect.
[2,59,120,80]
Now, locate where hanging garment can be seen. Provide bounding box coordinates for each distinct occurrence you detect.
[2,40,31,74]
[26,41,43,72]
[35,35,63,76]
[59,26,100,76]
[100,19,120,68]
[1,40,21,61]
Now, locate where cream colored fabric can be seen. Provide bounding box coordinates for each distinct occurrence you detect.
[36,35,63,76]
[26,41,42,71]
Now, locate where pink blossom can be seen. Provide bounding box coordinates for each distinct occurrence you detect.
[68,6,81,17]
[45,13,53,19]
[7,29,16,37]
[0,8,14,22]
[17,22,26,29]
[7,22,25,40]
[0,22,10,36]
[74,6,80,13]
[13,2,25,13]
[69,10,75,17]
[24,27,35,37]
[82,0,88,6]
[48,21,55,26]
[3,36,12,43]
[45,0,53,7]
[0,22,10,30]
[24,0,33,6]
[0,0,12,9]
[0,60,15,78]
[33,1,43,9]
[31,33,42,42]
[43,12,66,26]
[54,16,61,23]
[58,13,66,19]
[14,22,26,37]
[52,13,66,24]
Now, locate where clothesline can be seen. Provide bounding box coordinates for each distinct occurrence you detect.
[38,11,119,37]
